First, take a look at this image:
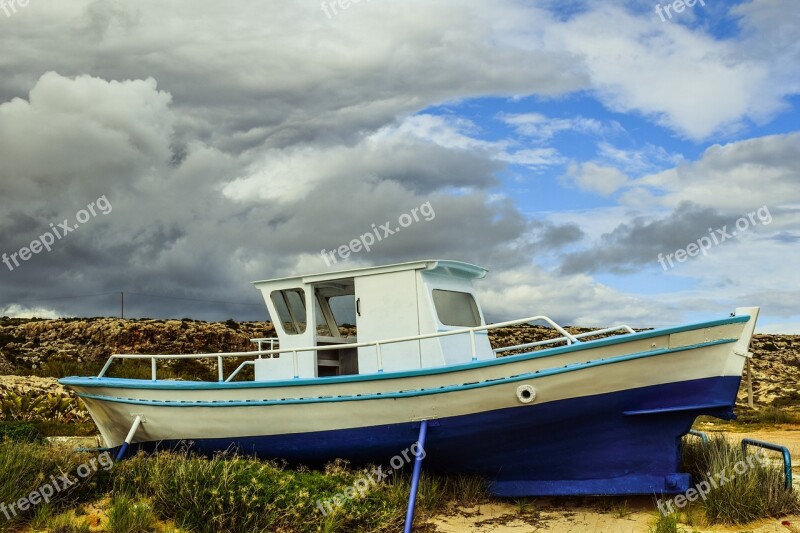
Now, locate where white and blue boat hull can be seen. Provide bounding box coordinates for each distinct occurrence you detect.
[61,312,757,496]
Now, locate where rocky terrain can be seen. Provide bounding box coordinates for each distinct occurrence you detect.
[0,317,798,416]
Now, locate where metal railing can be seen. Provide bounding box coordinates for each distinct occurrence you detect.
[250,337,279,352]
[96,316,634,382]
[493,324,635,354]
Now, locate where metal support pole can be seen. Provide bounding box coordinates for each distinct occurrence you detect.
[404,420,428,533]
[741,438,793,490]
[687,429,708,444]
[115,415,142,462]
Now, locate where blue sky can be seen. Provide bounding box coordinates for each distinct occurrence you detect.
[0,0,797,332]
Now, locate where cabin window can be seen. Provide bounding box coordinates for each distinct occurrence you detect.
[314,294,333,337]
[328,294,357,337]
[432,289,481,327]
[270,289,307,335]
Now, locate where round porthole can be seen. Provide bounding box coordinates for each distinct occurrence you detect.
[516,384,536,404]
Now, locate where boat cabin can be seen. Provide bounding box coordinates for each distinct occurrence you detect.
[251,260,494,380]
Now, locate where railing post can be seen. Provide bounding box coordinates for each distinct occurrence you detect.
[469,330,477,362]
[98,356,116,378]
[151,358,157,381]
[292,350,299,379]
[217,355,224,382]
[376,343,384,373]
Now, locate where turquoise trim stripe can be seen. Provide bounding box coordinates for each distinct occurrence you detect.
[60,314,749,391]
[73,338,736,408]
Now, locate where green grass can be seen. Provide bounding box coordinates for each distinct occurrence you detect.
[5,434,799,532]
[0,440,111,530]
[111,450,477,533]
[107,495,157,533]
[679,434,800,524]
[648,511,683,533]
[29,506,92,533]
[700,407,800,427]
[0,421,44,443]
[0,440,486,533]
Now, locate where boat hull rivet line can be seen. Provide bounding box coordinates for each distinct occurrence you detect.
[516,385,536,404]
[115,415,143,462]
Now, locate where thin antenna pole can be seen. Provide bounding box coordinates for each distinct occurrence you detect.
[121,291,124,319]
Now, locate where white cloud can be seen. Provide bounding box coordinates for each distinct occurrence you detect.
[621,133,800,212]
[478,265,671,328]
[564,161,630,196]
[541,4,791,140]
[596,142,683,174]
[757,322,800,335]
[0,304,62,319]
[501,112,621,141]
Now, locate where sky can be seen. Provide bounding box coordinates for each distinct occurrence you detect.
[0,0,797,332]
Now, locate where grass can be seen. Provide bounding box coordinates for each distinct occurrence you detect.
[0,421,44,443]
[0,439,111,530]
[679,434,800,524]
[29,506,92,533]
[698,407,800,428]
[648,511,683,533]
[2,430,799,532]
[107,495,157,533]
[111,450,488,533]
[740,406,800,425]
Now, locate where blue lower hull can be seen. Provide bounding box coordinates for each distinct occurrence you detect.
[126,376,740,496]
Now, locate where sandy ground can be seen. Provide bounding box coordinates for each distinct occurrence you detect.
[427,427,800,533]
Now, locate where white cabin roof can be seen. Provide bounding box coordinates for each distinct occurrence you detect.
[251,259,488,287]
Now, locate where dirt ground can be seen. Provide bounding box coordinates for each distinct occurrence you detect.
[428,427,800,533]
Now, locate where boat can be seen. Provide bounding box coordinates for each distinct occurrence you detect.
[60,259,760,496]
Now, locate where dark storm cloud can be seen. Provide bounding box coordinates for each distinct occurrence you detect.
[559,203,731,275]
[529,220,585,251]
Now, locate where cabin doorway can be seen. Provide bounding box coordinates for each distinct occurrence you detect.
[311,279,358,377]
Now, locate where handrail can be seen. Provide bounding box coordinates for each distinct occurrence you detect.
[97,315,632,382]
[225,361,255,382]
[493,325,635,354]
[250,337,279,353]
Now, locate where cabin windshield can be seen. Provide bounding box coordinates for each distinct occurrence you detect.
[270,288,307,334]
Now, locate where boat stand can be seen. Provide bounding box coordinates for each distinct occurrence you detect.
[742,438,793,490]
[688,431,793,490]
[403,420,429,533]
[115,415,143,462]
